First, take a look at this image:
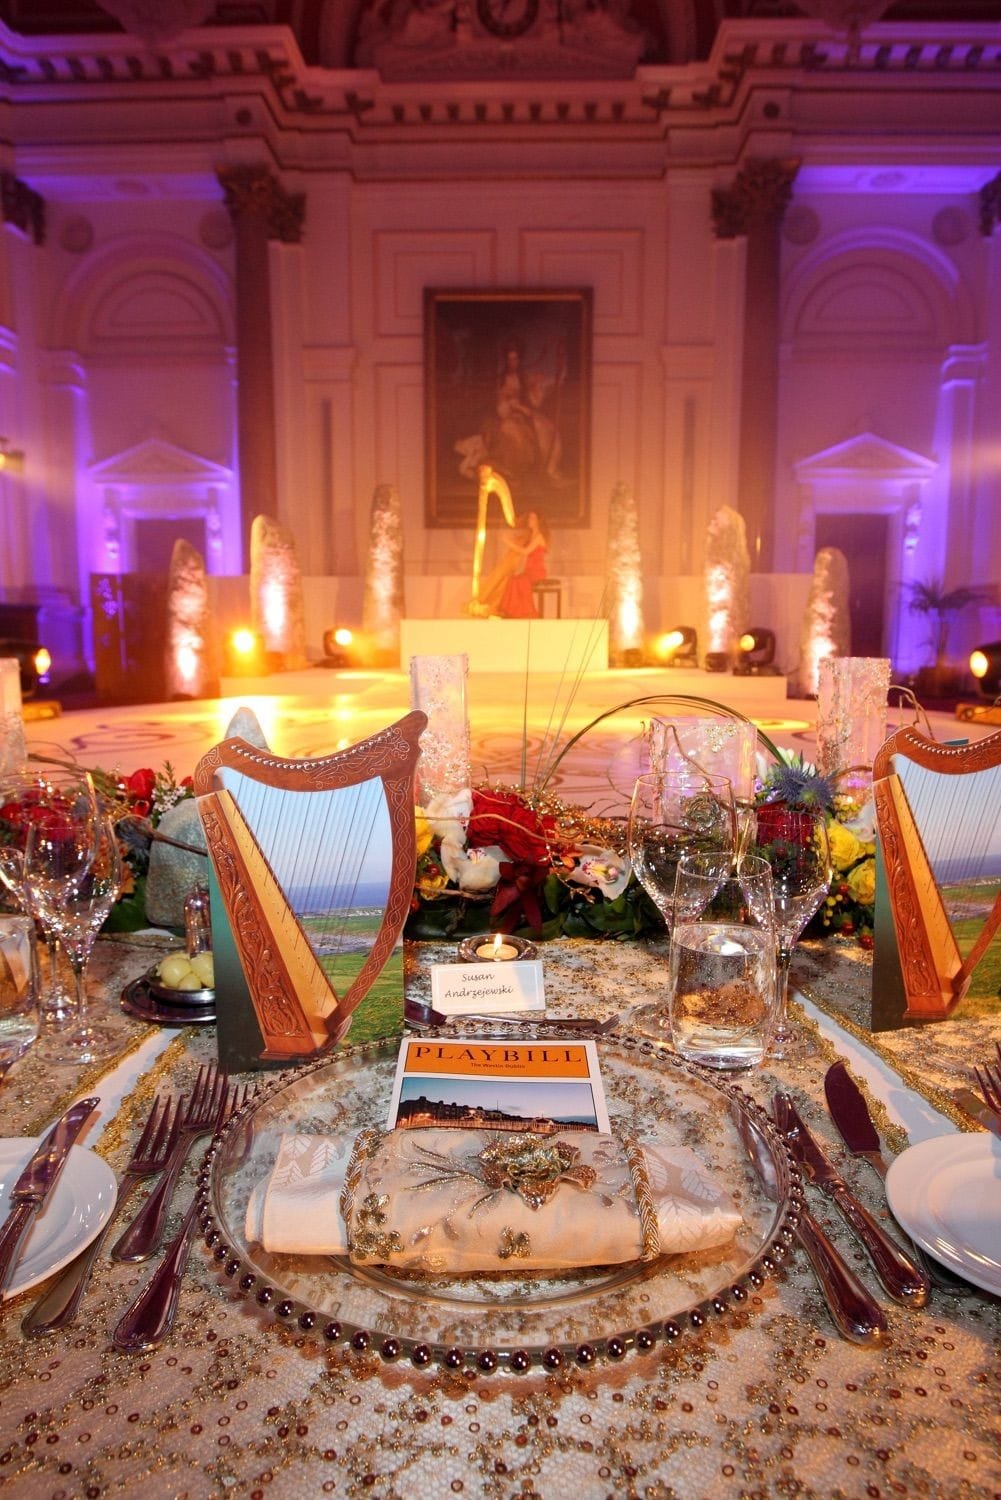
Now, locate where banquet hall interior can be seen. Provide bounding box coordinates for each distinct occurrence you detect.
[1,0,1000,754]
[1,6,1001,1500]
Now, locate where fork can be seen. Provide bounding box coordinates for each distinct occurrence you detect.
[21,1095,180,1337]
[972,1048,1001,1122]
[112,1082,251,1354]
[111,1065,228,1263]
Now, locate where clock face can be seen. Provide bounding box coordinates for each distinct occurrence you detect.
[476,0,540,39]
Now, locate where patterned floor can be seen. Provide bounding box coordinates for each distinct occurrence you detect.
[22,663,974,805]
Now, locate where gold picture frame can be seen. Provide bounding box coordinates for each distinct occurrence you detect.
[425,287,592,529]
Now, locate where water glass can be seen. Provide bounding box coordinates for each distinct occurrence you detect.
[667,854,777,1070]
[0,914,39,1081]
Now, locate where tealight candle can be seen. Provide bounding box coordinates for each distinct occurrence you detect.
[476,934,519,961]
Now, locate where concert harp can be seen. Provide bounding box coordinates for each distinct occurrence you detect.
[872,725,1001,1027]
[194,711,426,1063]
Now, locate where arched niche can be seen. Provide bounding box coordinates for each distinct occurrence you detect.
[782,228,974,351]
[51,233,234,355]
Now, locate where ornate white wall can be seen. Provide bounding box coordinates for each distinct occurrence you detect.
[1,13,999,677]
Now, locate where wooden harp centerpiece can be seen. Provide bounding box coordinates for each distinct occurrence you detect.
[194,711,426,1063]
[872,725,1001,1026]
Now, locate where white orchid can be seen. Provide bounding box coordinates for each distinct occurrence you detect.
[567,845,631,900]
[440,837,504,893]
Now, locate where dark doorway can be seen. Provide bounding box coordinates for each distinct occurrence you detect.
[134,517,207,576]
[815,512,889,657]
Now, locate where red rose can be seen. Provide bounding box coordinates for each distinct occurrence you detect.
[126,768,156,802]
[467,790,554,866]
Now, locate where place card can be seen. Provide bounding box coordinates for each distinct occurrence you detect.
[430,959,545,1016]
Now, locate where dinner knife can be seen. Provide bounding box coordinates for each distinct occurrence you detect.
[774,1091,929,1308]
[825,1061,958,1295]
[0,1097,99,1297]
[735,1102,886,1346]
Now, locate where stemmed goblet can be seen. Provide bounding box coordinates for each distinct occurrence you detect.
[626,770,737,1040]
[0,767,99,1029]
[23,813,122,1065]
[752,804,832,1058]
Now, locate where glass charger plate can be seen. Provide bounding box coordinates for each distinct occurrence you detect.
[205,1033,799,1375]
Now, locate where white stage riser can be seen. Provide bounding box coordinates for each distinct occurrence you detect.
[401,618,609,674]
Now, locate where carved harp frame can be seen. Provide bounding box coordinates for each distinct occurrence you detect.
[872,724,1001,1022]
[194,710,426,1059]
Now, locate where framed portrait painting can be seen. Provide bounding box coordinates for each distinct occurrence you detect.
[424,288,592,529]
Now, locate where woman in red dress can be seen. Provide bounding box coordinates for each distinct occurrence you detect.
[499,511,549,619]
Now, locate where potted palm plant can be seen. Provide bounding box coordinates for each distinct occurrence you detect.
[906,577,988,698]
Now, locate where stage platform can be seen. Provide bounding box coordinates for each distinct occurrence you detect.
[400,617,609,674]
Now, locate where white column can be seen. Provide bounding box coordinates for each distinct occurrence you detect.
[937,343,987,591]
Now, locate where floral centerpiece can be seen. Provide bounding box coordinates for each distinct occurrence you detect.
[4,744,879,950]
[756,754,877,947]
[408,786,661,942]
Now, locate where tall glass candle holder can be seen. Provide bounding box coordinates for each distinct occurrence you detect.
[0,659,26,776]
[409,653,471,806]
[816,656,891,807]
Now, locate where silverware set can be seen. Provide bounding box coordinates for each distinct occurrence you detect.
[758,1066,945,1343]
[20,1065,245,1348]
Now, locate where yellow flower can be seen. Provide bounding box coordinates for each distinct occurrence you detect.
[415,808,433,859]
[827,820,862,872]
[846,857,876,907]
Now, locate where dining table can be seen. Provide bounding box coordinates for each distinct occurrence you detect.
[0,930,999,1500]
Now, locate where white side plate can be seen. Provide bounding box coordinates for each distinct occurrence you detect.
[885,1133,1001,1297]
[0,1139,117,1301]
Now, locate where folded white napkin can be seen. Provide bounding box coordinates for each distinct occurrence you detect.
[246,1127,741,1272]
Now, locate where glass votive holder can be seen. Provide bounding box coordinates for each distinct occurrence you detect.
[183,884,212,958]
[456,933,538,964]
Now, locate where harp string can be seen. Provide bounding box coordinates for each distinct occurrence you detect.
[894,754,1001,982]
[219,768,392,994]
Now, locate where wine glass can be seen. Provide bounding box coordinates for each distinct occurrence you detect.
[626,770,737,1039]
[23,814,121,1065]
[0,767,99,1029]
[0,914,39,1083]
[752,804,832,1057]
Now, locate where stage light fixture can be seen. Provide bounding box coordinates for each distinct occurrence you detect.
[970,641,1001,696]
[734,627,779,676]
[224,626,266,676]
[320,625,356,669]
[654,626,698,667]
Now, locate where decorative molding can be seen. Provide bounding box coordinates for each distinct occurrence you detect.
[88,436,232,484]
[217,165,305,245]
[0,172,45,245]
[95,0,216,48]
[793,430,937,482]
[711,159,799,241]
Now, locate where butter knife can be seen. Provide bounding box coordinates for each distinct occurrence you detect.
[736,1102,886,1346]
[0,1097,99,1297]
[774,1091,929,1308]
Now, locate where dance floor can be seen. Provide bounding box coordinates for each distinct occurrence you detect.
[23,663,979,811]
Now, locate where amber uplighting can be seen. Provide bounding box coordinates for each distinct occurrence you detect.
[224,627,267,675]
[653,627,698,667]
[970,642,1001,695]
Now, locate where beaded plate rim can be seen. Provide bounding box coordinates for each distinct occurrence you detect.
[200,1032,803,1377]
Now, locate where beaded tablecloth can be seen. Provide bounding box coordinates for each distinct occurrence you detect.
[0,940,999,1499]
